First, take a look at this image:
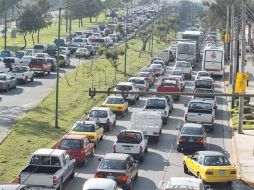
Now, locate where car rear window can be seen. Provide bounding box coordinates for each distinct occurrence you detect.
[99,159,126,170]
[181,127,202,135]
[117,131,142,144]
[194,89,215,99]
[59,139,81,149]
[73,123,95,132]
[161,79,177,87]
[176,62,191,67]
[89,110,107,118]
[204,156,231,166]
[106,97,123,104]
[34,45,44,49]
[32,59,45,64]
[188,102,212,114]
[140,72,150,77]
[129,79,145,84]
[3,59,15,64]
[30,155,61,166]
[146,99,166,109]
[195,80,212,87]
[116,85,132,91]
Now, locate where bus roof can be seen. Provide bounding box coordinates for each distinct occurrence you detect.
[183,30,202,36]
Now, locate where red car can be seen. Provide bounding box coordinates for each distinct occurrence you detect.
[57,134,94,165]
[157,77,181,100]
[29,57,51,76]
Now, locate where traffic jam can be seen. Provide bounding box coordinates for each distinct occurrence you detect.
[14,23,244,190]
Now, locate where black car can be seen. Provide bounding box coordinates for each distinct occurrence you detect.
[95,153,138,190]
[177,122,207,152]
[194,78,214,91]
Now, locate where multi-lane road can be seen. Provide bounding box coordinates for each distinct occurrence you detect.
[61,73,253,190]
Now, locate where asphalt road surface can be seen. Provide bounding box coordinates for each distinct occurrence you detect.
[0,58,81,142]
[62,73,254,190]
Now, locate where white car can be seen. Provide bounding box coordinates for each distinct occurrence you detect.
[59,47,71,56]
[114,82,140,104]
[174,61,192,79]
[87,107,116,132]
[195,70,210,81]
[83,178,123,190]
[128,77,149,92]
[11,66,34,83]
[20,55,34,66]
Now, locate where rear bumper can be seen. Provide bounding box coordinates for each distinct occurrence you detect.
[177,143,205,151]
[202,175,237,183]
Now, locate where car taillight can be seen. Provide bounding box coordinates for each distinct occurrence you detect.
[53,176,59,186]
[113,144,116,152]
[205,171,213,175]
[197,138,205,144]
[95,172,103,178]
[118,174,128,183]
[178,137,186,143]
[230,170,237,174]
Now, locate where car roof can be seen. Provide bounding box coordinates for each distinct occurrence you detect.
[90,107,110,111]
[128,77,146,80]
[104,153,129,160]
[182,122,203,128]
[147,97,166,101]
[106,96,123,99]
[198,151,225,156]
[61,134,87,140]
[75,120,96,125]
[83,178,116,189]
[117,82,134,86]
[33,148,66,156]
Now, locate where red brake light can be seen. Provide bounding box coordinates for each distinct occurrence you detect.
[178,137,186,143]
[197,138,205,144]
[118,174,128,183]
[95,172,103,178]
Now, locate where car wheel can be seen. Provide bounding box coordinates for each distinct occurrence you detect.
[183,163,189,174]
[176,147,181,152]
[197,172,205,183]
[24,77,28,84]
[100,135,103,141]
[48,70,50,75]
[30,76,34,82]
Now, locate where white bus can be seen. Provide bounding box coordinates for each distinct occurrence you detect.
[176,41,197,67]
[202,45,224,76]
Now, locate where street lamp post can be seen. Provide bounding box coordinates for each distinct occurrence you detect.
[4,0,7,51]
[124,6,129,77]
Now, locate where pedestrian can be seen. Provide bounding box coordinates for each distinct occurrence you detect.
[246,72,250,87]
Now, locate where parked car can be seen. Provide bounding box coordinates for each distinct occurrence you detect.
[185,100,215,132]
[176,122,207,152]
[113,130,148,161]
[102,96,128,115]
[0,73,17,92]
[114,82,140,105]
[70,120,103,147]
[83,178,123,190]
[29,57,51,76]
[158,177,206,190]
[183,151,237,183]
[87,107,116,132]
[11,66,34,83]
[57,134,94,165]
[95,153,138,190]
[19,149,76,190]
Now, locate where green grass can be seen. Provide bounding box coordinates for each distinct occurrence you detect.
[231,108,254,130]
[0,12,117,50]
[0,35,170,182]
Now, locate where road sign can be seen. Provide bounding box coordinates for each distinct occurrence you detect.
[235,72,247,93]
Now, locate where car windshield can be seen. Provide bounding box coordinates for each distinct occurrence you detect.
[153,61,163,65]
[47,59,55,64]
[13,67,28,72]
[204,156,231,166]
[99,159,126,170]
[73,123,95,132]
[106,97,123,104]
[116,85,132,91]
[198,72,209,77]
[140,72,149,77]
[169,70,183,76]
[129,79,145,84]
[30,155,61,166]
[59,139,81,149]
[89,110,107,118]
[146,99,166,109]
[3,59,14,64]
[188,102,212,114]
[117,131,142,144]
[181,127,202,135]
[0,75,7,80]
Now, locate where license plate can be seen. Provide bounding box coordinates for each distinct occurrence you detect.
[219,170,225,176]
[107,175,114,179]
[124,147,131,150]
[189,139,194,142]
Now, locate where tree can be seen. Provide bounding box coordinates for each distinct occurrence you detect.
[138,28,153,57]
[104,0,122,11]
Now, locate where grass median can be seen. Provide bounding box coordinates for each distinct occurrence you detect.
[0,36,171,182]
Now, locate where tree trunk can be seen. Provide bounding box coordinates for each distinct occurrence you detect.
[78,19,81,28]
[81,18,83,26]
[89,16,92,23]
[22,32,27,49]
[37,30,40,43]
[31,32,35,45]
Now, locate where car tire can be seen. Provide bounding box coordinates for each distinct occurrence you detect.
[176,147,181,152]
[100,135,103,141]
[183,163,189,174]
[48,70,50,75]
[30,76,34,82]
[197,172,205,184]
[24,77,28,84]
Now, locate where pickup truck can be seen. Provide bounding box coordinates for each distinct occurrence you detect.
[113,130,148,162]
[131,111,163,141]
[143,97,170,124]
[185,100,215,132]
[29,57,51,76]
[192,88,217,109]
[19,149,76,190]
[157,78,181,100]
[174,61,192,79]
[11,66,34,83]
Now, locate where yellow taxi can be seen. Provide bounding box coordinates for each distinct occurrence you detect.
[183,151,237,183]
[70,120,104,147]
[102,96,128,115]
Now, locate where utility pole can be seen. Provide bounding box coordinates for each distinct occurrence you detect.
[225,5,230,62]
[4,0,7,51]
[124,6,129,77]
[238,0,246,134]
[230,5,234,84]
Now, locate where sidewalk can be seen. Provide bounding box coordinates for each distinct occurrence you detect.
[228,55,254,186]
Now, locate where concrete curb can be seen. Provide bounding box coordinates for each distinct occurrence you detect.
[225,80,254,187]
